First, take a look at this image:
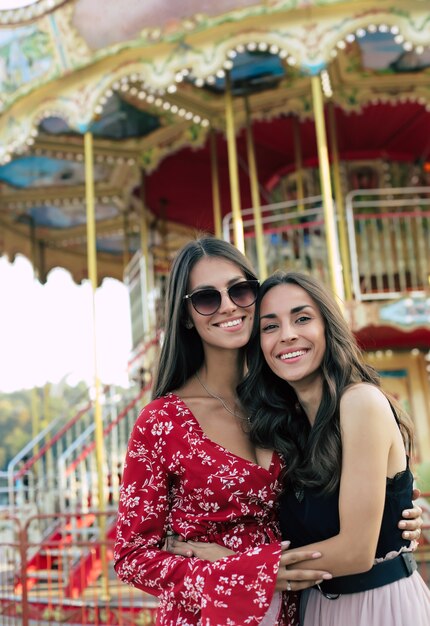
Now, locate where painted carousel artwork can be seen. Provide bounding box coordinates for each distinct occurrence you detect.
[0,1,429,624]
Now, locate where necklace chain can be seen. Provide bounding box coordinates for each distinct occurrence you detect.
[195,371,239,418]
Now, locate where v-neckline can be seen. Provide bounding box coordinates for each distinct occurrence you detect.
[170,393,278,475]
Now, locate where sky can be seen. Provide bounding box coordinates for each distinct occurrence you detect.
[0,254,132,392]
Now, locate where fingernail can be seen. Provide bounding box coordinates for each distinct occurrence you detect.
[281,541,291,548]
[315,579,323,584]
[404,532,410,539]
[322,573,333,579]
[312,552,322,558]
[399,521,406,529]
[403,510,410,517]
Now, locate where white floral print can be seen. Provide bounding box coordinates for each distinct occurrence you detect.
[114,394,299,626]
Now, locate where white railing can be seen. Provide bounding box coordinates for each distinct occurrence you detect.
[346,187,430,301]
[223,196,339,288]
[223,188,430,302]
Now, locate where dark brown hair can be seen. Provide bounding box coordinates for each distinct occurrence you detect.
[152,236,257,399]
[239,271,414,493]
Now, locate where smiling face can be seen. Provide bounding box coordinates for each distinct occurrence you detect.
[259,282,326,390]
[186,256,255,353]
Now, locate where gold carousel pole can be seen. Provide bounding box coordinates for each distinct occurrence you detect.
[209,129,222,238]
[244,96,267,280]
[327,101,352,300]
[224,72,245,252]
[84,131,110,601]
[292,116,305,213]
[310,75,344,302]
[139,172,151,336]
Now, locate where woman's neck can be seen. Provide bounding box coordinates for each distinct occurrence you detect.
[199,347,245,396]
[293,375,324,426]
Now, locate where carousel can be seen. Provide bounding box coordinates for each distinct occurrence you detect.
[0,1,430,624]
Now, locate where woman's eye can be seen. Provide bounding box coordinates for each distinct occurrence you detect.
[261,323,277,332]
[296,315,311,323]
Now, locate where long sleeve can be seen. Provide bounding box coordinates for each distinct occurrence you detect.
[114,397,284,625]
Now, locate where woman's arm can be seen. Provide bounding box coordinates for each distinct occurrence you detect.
[165,537,332,591]
[282,385,404,577]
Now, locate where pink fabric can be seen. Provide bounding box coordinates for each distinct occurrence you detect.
[114,394,298,625]
[302,563,430,626]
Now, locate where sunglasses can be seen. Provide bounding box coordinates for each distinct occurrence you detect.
[183,279,259,316]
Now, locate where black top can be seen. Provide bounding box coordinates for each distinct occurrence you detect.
[279,465,413,558]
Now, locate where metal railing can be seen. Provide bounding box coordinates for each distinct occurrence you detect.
[223,187,430,301]
[346,187,430,300]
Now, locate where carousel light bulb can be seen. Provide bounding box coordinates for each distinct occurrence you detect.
[206,75,216,84]
[185,111,193,120]
[154,98,163,107]
[193,115,201,123]
[368,24,377,33]
[279,49,288,59]
[163,102,171,110]
[175,73,184,82]
[95,105,103,114]
[394,34,404,44]
[194,78,204,87]
[146,95,155,103]
[337,40,346,49]
[390,25,400,35]
[356,28,366,38]
[403,41,413,51]
[258,42,268,51]
[236,44,245,53]
[378,24,389,32]
[228,50,237,59]
[416,46,424,55]
[201,119,210,127]
[171,105,179,113]
[270,45,279,54]
[178,108,186,116]
[167,84,177,93]
[247,42,257,51]
[216,69,225,78]
[223,60,234,70]
[287,56,297,65]
[345,33,355,43]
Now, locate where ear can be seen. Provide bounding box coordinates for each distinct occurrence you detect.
[184,319,194,329]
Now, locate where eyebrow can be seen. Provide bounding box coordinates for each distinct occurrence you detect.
[191,276,246,291]
[260,304,313,320]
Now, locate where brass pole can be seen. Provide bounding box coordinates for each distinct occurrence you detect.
[224,72,245,251]
[209,129,222,238]
[84,131,110,601]
[244,96,267,279]
[139,173,151,336]
[292,116,305,212]
[123,209,130,272]
[310,76,344,302]
[327,101,352,300]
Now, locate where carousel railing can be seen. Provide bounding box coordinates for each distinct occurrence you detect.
[346,187,430,300]
[223,187,430,301]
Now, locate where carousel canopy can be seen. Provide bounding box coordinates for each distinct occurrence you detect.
[0,0,429,282]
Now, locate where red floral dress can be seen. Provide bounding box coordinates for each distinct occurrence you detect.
[114,394,299,626]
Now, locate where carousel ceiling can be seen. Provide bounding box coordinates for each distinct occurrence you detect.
[0,0,429,283]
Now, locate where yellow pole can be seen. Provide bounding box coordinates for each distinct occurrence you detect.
[139,173,151,336]
[327,101,352,300]
[31,388,39,454]
[123,209,130,272]
[310,75,344,302]
[84,131,110,601]
[292,116,305,212]
[224,72,245,252]
[209,129,222,238]
[244,96,267,279]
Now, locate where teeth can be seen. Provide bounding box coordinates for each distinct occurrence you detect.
[219,319,242,328]
[280,350,306,360]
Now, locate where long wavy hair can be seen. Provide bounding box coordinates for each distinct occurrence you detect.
[239,271,414,493]
[152,236,258,399]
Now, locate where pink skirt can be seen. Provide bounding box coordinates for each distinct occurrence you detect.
[301,570,430,626]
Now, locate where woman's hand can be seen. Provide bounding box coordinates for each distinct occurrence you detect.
[275,542,332,592]
[165,535,235,561]
[399,487,423,544]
